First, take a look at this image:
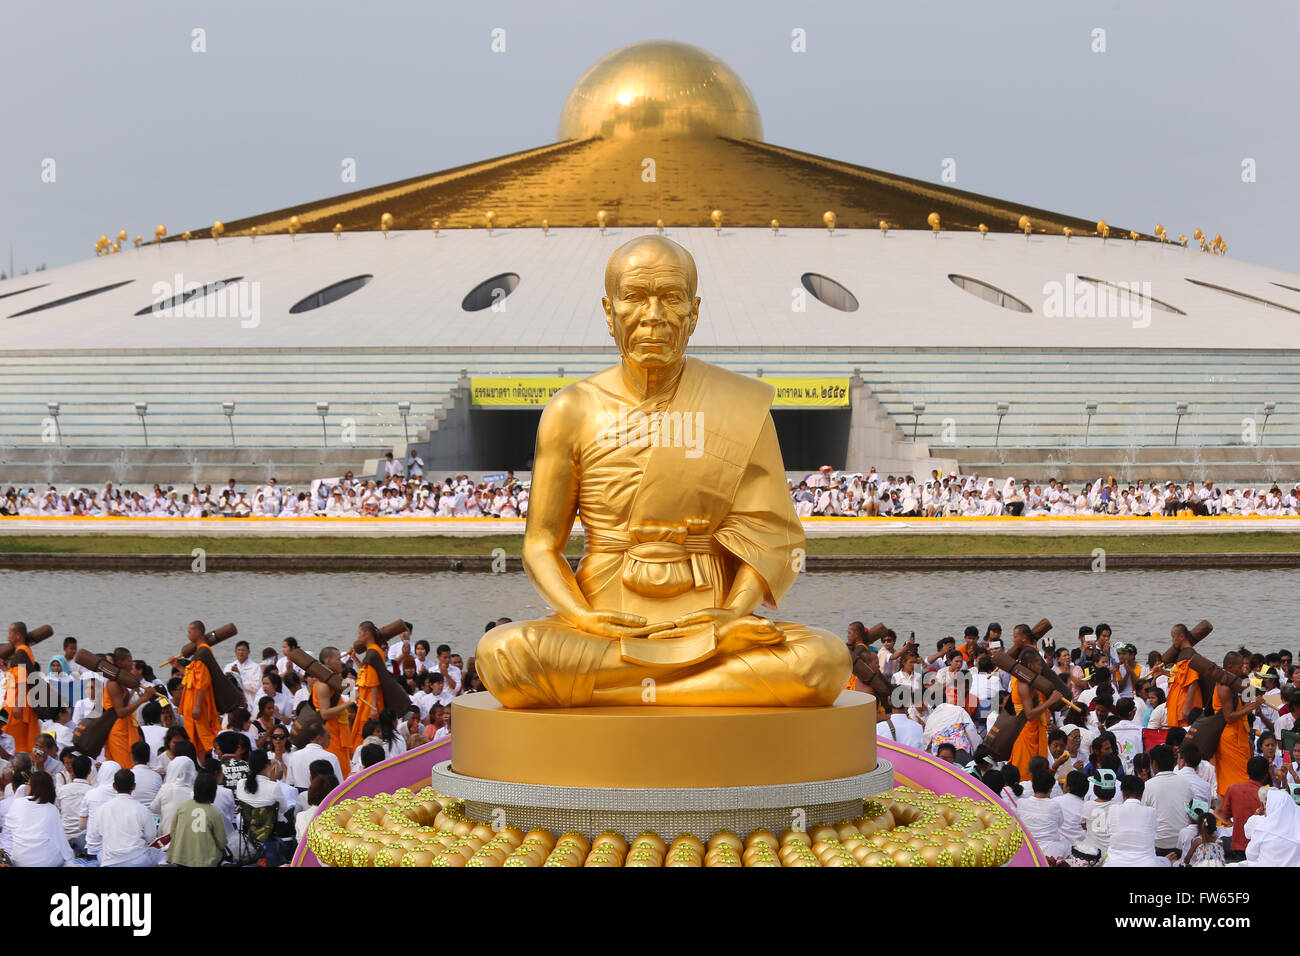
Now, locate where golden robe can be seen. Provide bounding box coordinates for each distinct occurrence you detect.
[477,358,849,708]
[1166,659,1201,728]
[102,683,139,767]
[315,681,353,777]
[179,647,220,756]
[352,643,383,741]
[4,647,38,756]
[1009,677,1047,779]
[1213,683,1250,798]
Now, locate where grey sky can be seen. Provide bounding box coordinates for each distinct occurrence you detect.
[2,0,1296,274]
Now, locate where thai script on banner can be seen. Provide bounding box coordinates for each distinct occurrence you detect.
[760,377,851,407]
[471,377,580,406]
[471,376,851,407]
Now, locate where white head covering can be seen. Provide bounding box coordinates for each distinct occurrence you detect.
[1244,787,1300,866]
[162,755,196,789]
[154,755,197,834]
[92,760,121,793]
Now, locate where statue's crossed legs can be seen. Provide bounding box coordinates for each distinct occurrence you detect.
[476,617,849,708]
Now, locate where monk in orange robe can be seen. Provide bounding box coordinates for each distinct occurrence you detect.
[100,647,154,766]
[315,645,353,776]
[4,623,39,756]
[179,648,221,757]
[350,622,385,744]
[1165,624,1203,728]
[1213,652,1260,798]
[1009,649,1062,779]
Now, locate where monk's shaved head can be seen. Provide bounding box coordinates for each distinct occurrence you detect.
[604,235,698,300]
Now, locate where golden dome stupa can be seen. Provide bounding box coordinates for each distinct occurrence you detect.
[557,39,763,140]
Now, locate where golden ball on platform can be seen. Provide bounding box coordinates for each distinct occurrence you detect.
[835,822,862,841]
[633,831,667,855]
[918,844,953,867]
[558,831,591,855]
[889,847,917,866]
[745,829,778,849]
[524,828,556,850]
[593,831,629,856]
[946,842,976,867]
[708,830,743,852]
[779,828,812,846]
[808,825,837,843]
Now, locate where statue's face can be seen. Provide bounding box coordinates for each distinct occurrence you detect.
[603,245,699,369]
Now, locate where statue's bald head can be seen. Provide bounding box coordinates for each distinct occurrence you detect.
[604,235,698,300]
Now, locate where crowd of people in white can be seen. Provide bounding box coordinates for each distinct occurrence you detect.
[8,451,1300,521]
[792,466,1300,517]
[853,620,1300,868]
[1,454,529,520]
[0,621,491,868]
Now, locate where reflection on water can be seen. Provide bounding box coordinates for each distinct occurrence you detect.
[2,567,1294,668]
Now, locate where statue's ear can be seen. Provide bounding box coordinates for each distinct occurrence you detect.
[688,296,700,336]
[602,296,615,337]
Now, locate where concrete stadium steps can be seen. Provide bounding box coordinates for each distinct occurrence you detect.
[0,446,388,486]
[858,351,1300,448]
[948,446,1300,485]
[5,348,1300,485]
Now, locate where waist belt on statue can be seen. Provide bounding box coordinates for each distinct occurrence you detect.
[585,526,720,598]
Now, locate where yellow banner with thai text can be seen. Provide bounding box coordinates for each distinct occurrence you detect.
[761,377,851,407]
[471,376,851,407]
[471,377,580,406]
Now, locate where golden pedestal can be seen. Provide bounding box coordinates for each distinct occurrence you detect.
[450,690,877,789]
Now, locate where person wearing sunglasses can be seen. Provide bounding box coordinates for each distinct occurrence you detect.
[266,729,292,782]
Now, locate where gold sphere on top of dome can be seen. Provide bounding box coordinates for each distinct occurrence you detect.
[557,40,763,141]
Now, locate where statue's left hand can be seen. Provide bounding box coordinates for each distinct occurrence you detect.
[714,615,785,655]
[653,608,784,655]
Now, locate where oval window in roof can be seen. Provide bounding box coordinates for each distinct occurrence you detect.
[462,273,520,312]
[947,274,1031,313]
[134,277,244,316]
[1185,278,1300,316]
[0,283,50,301]
[800,273,859,312]
[289,274,373,314]
[1075,275,1185,315]
[8,279,134,318]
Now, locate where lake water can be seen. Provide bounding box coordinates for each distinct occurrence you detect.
[2,567,1293,671]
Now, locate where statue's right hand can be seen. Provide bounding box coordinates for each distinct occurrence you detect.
[575,610,671,640]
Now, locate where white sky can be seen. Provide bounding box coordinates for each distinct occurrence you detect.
[1,0,1295,274]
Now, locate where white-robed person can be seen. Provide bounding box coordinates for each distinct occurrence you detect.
[86,768,163,867]
[1104,774,1166,867]
[1016,769,1067,857]
[1240,787,1300,867]
[151,755,196,836]
[6,771,74,866]
[78,760,121,831]
[233,750,293,830]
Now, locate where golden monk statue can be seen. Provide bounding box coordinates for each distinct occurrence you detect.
[476,236,849,708]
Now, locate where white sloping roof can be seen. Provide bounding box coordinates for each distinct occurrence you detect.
[2,227,1298,352]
